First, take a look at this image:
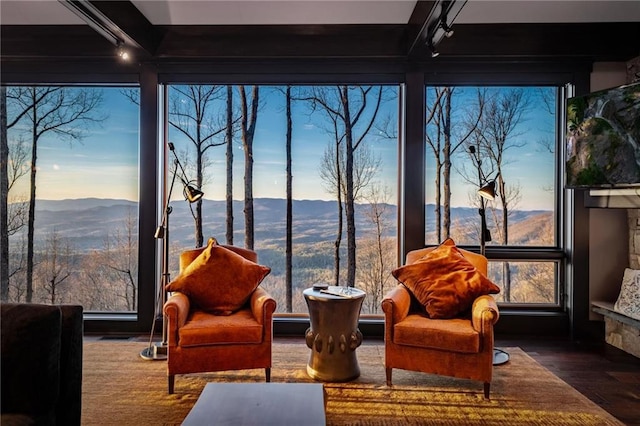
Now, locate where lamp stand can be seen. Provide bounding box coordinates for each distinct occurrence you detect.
[139,207,171,361]
[140,160,179,361]
[139,142,202,361]
[478,195,510,366]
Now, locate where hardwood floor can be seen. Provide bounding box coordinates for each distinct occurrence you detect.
[495,338,640,426]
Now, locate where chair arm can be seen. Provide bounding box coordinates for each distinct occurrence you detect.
[163,292,190,346]
[250,286,277,326]
[471,295,499,334]
[381,285,411,325]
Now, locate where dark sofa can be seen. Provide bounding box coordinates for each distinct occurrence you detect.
[1,303,83,426]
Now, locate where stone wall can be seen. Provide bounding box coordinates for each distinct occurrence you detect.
[603,208,640,358]
[628,209,640,269]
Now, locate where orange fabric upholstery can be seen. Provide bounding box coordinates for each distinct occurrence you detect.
[382,246,499,398]
[163,246,277,394]
[167,240,270,315]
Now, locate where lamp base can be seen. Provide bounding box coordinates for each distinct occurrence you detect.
[493,348,510,365]
[140,343,168,361]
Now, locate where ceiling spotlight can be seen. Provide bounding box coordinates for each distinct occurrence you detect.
[116,42,131,61]
[441,21,454,38]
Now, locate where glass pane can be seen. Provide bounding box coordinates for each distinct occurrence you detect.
[167,84,399,315]
[4,86,140,311]
[425,86,557,248]
[488,261,558,304]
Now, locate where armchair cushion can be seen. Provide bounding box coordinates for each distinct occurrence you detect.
[178,308,263,347]
[393,314,480,353]
[391,238,500,319]
[166,239,271,315]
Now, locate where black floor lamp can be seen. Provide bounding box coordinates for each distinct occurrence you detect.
[140,142,203,361]
[477,179,510,366]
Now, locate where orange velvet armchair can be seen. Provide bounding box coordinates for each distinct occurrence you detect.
[381,246,499,399]
[163,244,277,394]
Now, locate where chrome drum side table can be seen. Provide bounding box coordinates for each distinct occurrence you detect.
[303,286,366,382]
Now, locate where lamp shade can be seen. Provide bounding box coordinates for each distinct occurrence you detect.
[478,181,496,201]
[184,185,204,203]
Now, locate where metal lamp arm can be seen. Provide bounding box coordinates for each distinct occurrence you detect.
[155,160,179,238]
[169,142,194,188]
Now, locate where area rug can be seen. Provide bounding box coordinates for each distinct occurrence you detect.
[82,340,624,425]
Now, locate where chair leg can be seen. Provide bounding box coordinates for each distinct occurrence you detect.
[265,368,271,382]
[483,382,490,399]
[168,375,175,395]
[386,368,392,386]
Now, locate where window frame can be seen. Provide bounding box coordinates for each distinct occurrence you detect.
[421,83,566,308]
[1,59,591,338]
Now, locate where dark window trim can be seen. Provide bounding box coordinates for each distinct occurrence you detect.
[2,59,591,339]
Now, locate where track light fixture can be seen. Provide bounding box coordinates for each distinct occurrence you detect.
[441,20,454,38]
[60,1,140,62]
[427,41,440,58]
[116,42,131,61]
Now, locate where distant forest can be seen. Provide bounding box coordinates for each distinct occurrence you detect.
[6,197,553,314]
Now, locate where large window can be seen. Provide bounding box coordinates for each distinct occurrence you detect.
[424,86,561,305]
[4,86,140,311]
[165,84,399,314]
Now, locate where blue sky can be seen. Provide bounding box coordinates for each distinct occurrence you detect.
[425,86,557,211]
[169,85,399,204]
[10,87,140,201]
[9,84,556,211]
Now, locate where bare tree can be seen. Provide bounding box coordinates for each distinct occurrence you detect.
[319,112,345,286]
[426,87,484,241]
[320,139,380,285]
[238,85,260,250]
[305,85,384,287]
[425,88,446,241]
[6,234,27,302]
[1,86,40,300]
[357,184,395,313]
[535,88,557,194]
[510,215,555,303]
[271,84,297,311]
[169,85,227,247]
[11,87,104,302]
[0,86,7,300]
[78,210,139,311]
[6,136,30,241]
[225,85,235,245]
[38,229,74,304]
[475,88,530,301]
[103,208,138,310]
[284,85,293,312]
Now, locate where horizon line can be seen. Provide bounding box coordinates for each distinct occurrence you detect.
[29,197,553,212]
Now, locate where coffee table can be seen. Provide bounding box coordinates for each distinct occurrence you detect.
[182,382,326,425]
[303,286,366,382]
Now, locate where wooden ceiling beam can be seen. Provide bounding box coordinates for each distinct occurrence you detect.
[1,22,637,64]
[58,0,161,57]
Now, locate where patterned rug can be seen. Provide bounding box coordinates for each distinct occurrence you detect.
[82,340,623,425]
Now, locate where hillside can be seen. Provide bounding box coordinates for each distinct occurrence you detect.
[12,198,551,251]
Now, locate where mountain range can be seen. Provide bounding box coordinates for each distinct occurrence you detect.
[25,198,551,252]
